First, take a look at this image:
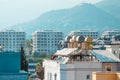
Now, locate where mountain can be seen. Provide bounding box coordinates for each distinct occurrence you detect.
[10,3,120,37]
[96,0,120,19]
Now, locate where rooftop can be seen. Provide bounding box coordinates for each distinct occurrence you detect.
[52,48,120,64]
[90,50,120,62]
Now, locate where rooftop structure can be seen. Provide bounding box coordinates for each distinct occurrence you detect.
[106,45,120,59]
[44,48,120,80]
[43,35,120,80]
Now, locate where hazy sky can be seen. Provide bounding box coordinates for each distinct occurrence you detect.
[0,0,101,28]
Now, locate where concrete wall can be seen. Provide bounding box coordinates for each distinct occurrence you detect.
[92,72,120,80]
[60,63,75,80]
[117,73,120,80]
[60,62,102,80]
[106,45,120,59]
[102,63,119,71]
[0,52,20,73]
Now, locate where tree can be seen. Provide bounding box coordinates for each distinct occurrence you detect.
[35,63,44,80]
[33,52,48,58]
[26,39,33,56]
[40,52,47,58]
[32,52,41,57]
[20,44,28,72]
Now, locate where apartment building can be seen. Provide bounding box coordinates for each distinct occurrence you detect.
[102,30,120,39]
[0,30,26,52]
[68,30,98,39]
[32,30,63,54]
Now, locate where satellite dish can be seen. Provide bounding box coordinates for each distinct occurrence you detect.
[76,35,85,43]
[85,37,92,43]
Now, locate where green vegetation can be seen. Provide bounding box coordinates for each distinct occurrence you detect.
[21,45,28,72]
[35,63,44,80]
[32,52,51,58]
[27,58,44,63]
[27,52,51,63]
[26,39,33,56]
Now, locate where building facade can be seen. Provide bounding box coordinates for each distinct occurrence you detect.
[32,30,63,54]
[43,35,120,80]
[68,30,99,39]
[0,30,26,52]
[43,49,120,80]
[0,52,28,80]
[102,30,120,39]
[106,45,120,59]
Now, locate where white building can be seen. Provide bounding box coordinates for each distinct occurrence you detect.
[32,30,63,54]
[0,30,26,52]
[68,30,99,39]
[43,35,120,80]
[102,30,120,39]
[43,48,120,80]
[106,45,120,59]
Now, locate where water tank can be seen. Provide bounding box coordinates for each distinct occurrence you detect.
[85,37,92,43]
[69,39,73,43]
[76,35,85,43]
[88,44,93,49]
[72,35,77,41]
[65,36,71,42]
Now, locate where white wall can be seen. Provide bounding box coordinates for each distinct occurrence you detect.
[106,45,120,59]
[43,60,119,80]
[60,62,102,80]
[43,60,60,80]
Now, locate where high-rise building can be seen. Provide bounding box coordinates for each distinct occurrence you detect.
[102,30,120,39]
[32,30,63,54]
[0,30,26,52]
[68,30,99,39]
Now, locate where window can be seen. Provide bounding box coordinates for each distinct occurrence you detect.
[119,54,120,59]
[106,63,112,71]
[54,73,57,80]
[113,51,116,55]
[86,75,90,79]
[47,72,49,80]
[50,73,52,80]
